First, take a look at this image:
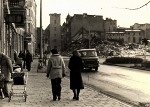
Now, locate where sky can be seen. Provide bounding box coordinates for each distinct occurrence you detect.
[35,0,150,29]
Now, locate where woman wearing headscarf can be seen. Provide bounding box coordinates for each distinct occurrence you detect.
[68,50,84,100]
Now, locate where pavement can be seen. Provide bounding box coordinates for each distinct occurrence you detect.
[0,58,134,107]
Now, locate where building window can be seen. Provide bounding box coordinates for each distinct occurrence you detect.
[27,9,30,16]
[54,46,57,49]
[54,20,56,24]
[54,27,56,31]
[9,0,19,7]
[67,28,69,32]
[133,37,135,43]
[53,39,57,42]
[28,23,30,33]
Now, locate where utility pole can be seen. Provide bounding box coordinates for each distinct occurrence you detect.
[88,25,91,49]
[40,0,43,60]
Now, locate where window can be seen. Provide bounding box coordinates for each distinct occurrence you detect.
[53,39,57,42]
[54,27,56,31]
[28,23,30,33]
[54,46,57,49]
[54,20,56,24]
[139,32,141,35]
[27,9,30,16]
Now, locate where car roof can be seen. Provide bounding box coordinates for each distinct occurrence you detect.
[77,48,96,51]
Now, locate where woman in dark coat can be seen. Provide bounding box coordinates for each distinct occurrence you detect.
[68,50,84,100]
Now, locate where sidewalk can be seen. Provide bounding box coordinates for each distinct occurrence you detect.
[0,59,133,107]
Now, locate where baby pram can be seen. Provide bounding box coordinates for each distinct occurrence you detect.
[8,66,28,102]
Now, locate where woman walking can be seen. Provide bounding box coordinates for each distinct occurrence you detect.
[68,50,84,100]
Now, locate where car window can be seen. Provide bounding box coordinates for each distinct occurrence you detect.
[78,50,97,57]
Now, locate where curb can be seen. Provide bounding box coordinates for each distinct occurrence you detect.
[102,63,150,71]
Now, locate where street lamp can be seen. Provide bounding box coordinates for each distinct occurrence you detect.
[40,0,43,59]
[88,24,91,48]
[83,14,91,49]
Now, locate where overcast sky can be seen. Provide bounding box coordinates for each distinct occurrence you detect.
[35,0,150,29]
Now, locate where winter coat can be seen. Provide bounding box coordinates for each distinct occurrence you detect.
[0,53,13,81]
[25,52,33,71]
[68,55,84,90]
[47,54,66,79]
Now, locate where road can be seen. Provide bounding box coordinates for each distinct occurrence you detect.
[64,57,150,106]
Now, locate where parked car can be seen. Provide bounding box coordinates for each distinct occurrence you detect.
[77,48,99,71]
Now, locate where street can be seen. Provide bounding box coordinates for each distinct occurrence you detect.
[64,57,150,106]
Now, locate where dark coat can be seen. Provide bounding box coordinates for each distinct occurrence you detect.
[0,53,13,81]
[25,52,33,71]
[68,55,84,90]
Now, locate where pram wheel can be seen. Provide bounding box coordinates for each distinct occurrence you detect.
[8,91,12,102]
[23,91,27,102]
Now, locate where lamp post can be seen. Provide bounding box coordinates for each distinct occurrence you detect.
[83,14,91,49]
[40,0,43,60]
[88,24,91,49]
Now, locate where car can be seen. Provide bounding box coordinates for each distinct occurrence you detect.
[77,48,99,71]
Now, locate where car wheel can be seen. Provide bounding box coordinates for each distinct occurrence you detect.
[95,67,98,71]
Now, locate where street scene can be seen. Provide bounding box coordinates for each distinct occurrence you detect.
[1,0,150,107]
[0,58,133,107]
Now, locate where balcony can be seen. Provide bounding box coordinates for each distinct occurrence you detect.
[8,0,25,8]
[4,0,26,27]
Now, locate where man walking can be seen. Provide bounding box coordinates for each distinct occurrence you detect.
[46,49,66,101]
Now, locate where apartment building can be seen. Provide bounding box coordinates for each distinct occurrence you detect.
[106,29,144,44]
[24,0,37,55]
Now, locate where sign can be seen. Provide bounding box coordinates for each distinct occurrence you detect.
[5,14,24,24]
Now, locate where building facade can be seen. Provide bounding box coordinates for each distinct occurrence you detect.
[0,0,37,62]
[106,29,144,44]
[49,13,61,51]
[61,13,117,51]
[131,23,150,39]
[0,0,4,53]
[104,18,117,32]
[24,0,37,55]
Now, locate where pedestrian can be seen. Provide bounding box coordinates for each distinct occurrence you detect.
[18,50,26,69]
[0,52,13,99]
[14,50,18,63]
[18,50,24,59]
[25,50,33,72]
[43,53,47,66]
[46,49,66,101]
[68,50,84,100]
